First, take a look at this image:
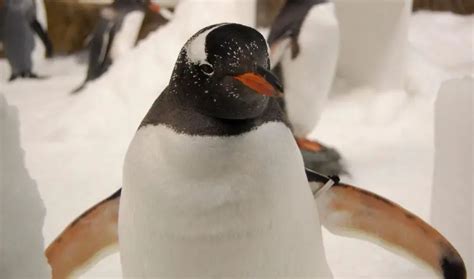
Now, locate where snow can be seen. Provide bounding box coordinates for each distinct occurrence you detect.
[0,0,472,277]
[333,0,412,90]
[431,77,473,275]
[0,94,51,278]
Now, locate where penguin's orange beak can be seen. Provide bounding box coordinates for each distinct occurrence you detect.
[233,66,283,97]
[148,2,161,13]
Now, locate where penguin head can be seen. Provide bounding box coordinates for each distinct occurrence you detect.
[113,0,147,9]
[170,23,283,120]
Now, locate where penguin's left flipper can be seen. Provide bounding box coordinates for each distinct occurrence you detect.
[307,169,466,279]
[46,189,121,279]
[71,83,87,94]
[269,36,300,67]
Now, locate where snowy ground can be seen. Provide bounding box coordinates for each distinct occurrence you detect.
[1,2,472,278]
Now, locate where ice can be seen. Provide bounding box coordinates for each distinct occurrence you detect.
[333,0,412,90]
[0,94,51,278]
[431,77,473,275]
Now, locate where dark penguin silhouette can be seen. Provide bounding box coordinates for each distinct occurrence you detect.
[72,0,161,93]
[268,0,327,59]
[46,23,465,279]
[1,0,53,81]
[268,0,342,175]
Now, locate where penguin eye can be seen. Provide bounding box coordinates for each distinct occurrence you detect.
[199,63,214,76]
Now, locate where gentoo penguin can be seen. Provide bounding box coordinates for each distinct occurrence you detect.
[1,0,53,81]
[268,0,342,174]
[72,0,162,93]
[46,24,466,279]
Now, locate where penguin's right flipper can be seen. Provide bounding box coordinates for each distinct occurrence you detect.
[46,189,121,279]
[307,170,466,279]
[269,37,292,67]
[29,19,54,58]
[71,82,87,94]
[267,0,310,65]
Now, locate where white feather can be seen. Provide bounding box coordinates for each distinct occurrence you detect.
[110,11,145,61]
[184,23,225,64]
[119,122,332,278]
[280,3,339,137]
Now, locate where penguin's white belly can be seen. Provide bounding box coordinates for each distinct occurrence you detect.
[282,3,339,137]
[110,11,144,61]
[119,122,332,278]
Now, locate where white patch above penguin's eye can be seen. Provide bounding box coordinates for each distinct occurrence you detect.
[199,62,214,76]
[185,24,227,64]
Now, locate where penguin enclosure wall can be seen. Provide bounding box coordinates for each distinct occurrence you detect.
[42,0,169,54]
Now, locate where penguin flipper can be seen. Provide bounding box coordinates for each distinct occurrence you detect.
[46,189,121,279]
[307,170,466,279]
[269,37,291,67]
[268,34,300,68]
[29,19,54,58]
[71,82,87,94]
[290,37,300,59]
[84,19,116,83]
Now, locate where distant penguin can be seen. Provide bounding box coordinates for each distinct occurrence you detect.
[72,0,162,93]
[1,0,53,81]
[0,5,4,44]
[268,0,341,174]
[46,23,465,279]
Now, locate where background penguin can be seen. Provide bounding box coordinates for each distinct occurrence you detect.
[268,0,342,175]
[72,0,162,93]
[45,23,465,279]
[1,0,53,81]
[0,4,4,48]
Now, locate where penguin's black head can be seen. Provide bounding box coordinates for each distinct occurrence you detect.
[114,0,146,5]
[170,23,283,120]
[113,0,150,9]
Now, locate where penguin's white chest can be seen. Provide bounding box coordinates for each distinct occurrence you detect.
[281,3,339,137]
[110,11,144,60]
[119,122,332,278]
